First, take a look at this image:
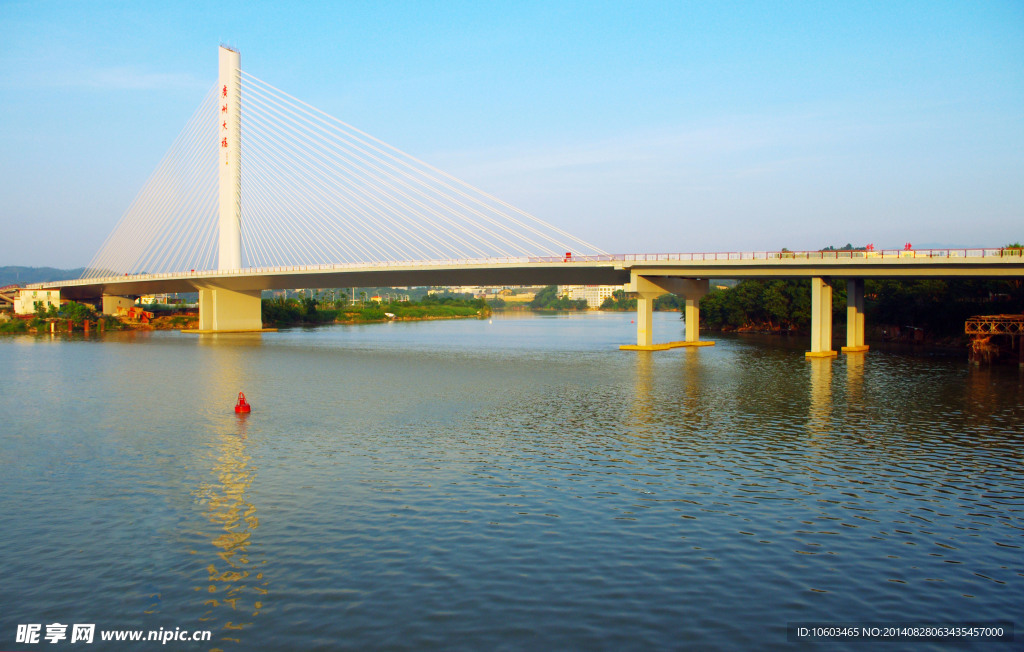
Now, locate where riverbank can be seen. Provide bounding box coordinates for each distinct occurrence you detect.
[1,300,496,334]
[703,320,972,354]
[261,296,491,328]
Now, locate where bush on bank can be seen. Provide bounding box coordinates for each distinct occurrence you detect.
[261,296,489,326]
[698,278,1024,338]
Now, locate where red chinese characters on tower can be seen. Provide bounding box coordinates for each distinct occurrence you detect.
[221,83,231,161]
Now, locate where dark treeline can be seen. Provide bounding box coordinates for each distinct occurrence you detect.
[261,295,489,326]
[0,266,86,287]
[699,278,1024,338]
[600,290,681,311]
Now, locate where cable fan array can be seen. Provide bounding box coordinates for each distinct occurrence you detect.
[82,84,220,279]
[83,70,605,279]
[238,72,605,266]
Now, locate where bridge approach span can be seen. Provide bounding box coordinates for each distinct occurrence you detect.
[47,249,1024,302]
[35,249,1024,349]
[53,260,628,301]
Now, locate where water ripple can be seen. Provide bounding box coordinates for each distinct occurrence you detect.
[0,319,1021,651]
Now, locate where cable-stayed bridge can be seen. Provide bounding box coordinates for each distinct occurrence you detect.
[33,46,1024,353]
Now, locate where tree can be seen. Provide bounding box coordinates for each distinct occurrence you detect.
[59,301,96,326]
[529,285,558,308]
[821,243,857,252]
[700,279,823,331]
[529,285,587,310]
[301,296,318,315]
[600,289,636,310]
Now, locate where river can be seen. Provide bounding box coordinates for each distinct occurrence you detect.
[1,311,1021,650]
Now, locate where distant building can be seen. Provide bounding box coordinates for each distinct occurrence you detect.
[500,292,535,303]
[13,288,60,315]
[429,285,486,296]
[429,285,545,300]
[558,285,622,308]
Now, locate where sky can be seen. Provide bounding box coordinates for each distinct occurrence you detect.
[1,0,1022,267]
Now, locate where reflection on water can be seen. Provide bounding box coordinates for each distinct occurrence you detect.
[807,357,833,436]
[845,351,865,404]
[192,338,268,647]
[630,351,655,426]
[678,347,705,423]
[1,316,1021,652]
[192,418,266,645]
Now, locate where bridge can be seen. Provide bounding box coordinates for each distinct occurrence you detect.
[29,46,1024,356]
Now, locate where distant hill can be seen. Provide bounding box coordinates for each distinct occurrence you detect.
[0,266,85,287]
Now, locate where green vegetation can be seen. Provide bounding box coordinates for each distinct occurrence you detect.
[699,241,1024,339]
[601,290,635,310]
[866,279,1023,337]
[600,290,682,311]
[59,301,96,327]
[99,314,127,330]
[261,294,490,327]
[1,300,128,334]
[166,315,193,328]
[262,296,335,325]
[33,300,90,326]
[699,277,1024,339]
[529,285,588,310]
[820,243,859,251]
[700,280,820,332]
[0,318,28,333]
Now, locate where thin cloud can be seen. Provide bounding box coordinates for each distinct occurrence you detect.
[79,65,203,90]
[433,102,949,192]
[1,64,205,91]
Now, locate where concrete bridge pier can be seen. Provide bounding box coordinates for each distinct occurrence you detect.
[620,276,714,351]
[683,294,702,343]
[842,278,869,353]
[806,277,838,358]
[191,287,266,333]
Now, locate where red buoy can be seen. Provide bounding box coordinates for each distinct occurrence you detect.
[234,392,251,414]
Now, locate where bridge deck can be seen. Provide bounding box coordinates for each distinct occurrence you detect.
[31,248,1024,300]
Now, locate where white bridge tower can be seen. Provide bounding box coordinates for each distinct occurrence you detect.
[218,45,242,271]
[194,45,264,331]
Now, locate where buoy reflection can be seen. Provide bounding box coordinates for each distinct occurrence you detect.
[193,419,266,642]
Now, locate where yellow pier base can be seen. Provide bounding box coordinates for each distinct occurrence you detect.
[195,287,264,332]
[182,328,278,334]
[804,350,839,358]
[841,345,870,353]
[180,327,276,333]
[621,340,715,351]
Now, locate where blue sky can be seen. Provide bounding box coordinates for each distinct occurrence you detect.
[1,0,1021,267]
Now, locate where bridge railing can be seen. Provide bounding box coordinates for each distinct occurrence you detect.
[611,248,1016,262]
[25,247,1023,289]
